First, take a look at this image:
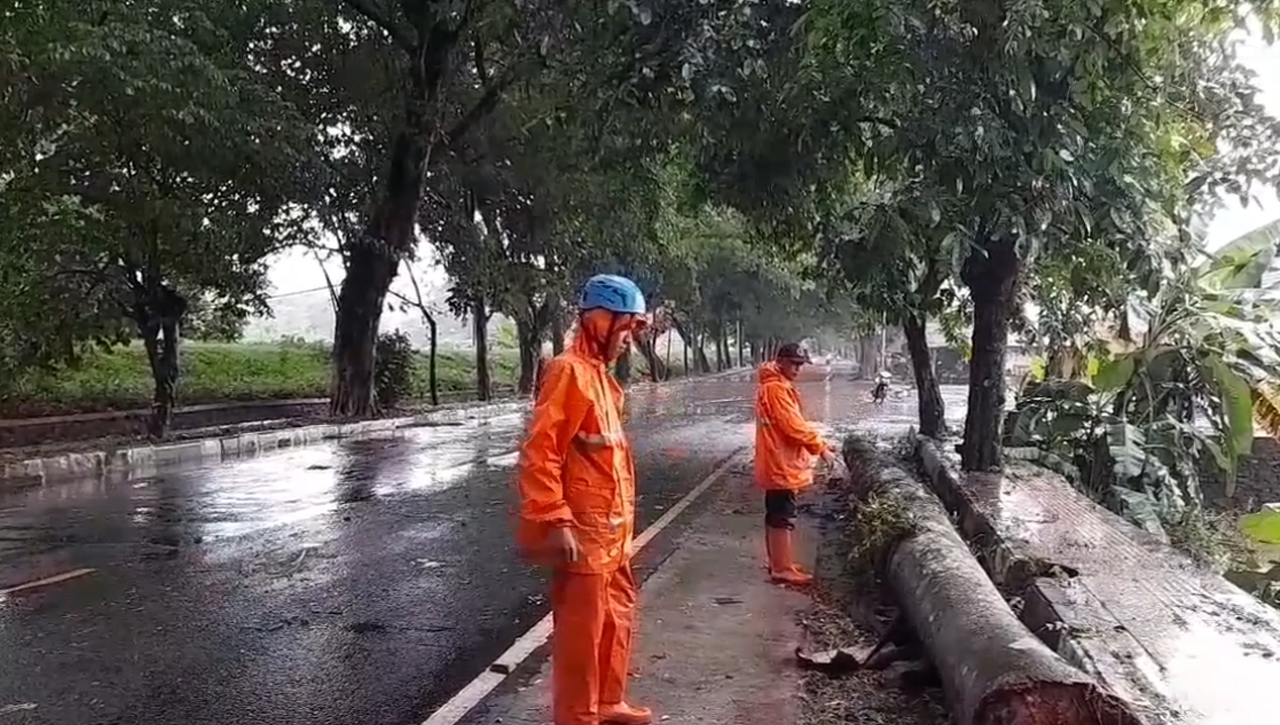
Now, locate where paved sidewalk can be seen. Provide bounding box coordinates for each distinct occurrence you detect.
[475,466,812,725]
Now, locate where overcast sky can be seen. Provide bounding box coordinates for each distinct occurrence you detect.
[265,35,1280,298]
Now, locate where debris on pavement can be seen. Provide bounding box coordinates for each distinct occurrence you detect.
[797,595,950,725]
[795,613,910,674]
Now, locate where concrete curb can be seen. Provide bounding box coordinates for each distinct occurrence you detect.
[2,399,529,489]
[0,367,758,490]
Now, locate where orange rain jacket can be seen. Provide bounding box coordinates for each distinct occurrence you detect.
[517,332,637,574]
[754,362,832,491]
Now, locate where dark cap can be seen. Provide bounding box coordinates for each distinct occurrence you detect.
[776,343,811,365]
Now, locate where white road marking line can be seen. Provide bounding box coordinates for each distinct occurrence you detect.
[0,567,96,598]
[420,449,746,725]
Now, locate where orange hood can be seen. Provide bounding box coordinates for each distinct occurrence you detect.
[568,310,614,364]
[757,361,788,386]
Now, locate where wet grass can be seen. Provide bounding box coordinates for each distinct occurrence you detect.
[847,493,915,576]
[0,341,519,417]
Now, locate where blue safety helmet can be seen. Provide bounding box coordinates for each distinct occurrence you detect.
[578,274,646,315]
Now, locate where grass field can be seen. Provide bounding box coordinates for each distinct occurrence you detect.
[1,341,519,417]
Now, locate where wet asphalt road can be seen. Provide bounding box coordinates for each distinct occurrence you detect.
[0,365,963,725]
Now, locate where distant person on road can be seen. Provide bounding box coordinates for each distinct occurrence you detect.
[872,370,890,405]
[754,342,839,586]
[515,274,653,725]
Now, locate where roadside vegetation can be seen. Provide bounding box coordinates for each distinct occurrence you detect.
[0,340,520,418]
[4,0,1280,608]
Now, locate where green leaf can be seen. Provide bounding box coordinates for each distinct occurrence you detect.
[1091,355,1135,392]
[1108,422,1147,481]
[1241,504,1280,545]
[1205,357,1255,458]
[1112,486,1169,542]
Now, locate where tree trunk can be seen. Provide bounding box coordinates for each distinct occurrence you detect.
[712,327,724,371]
[515,316,539,395]
[140,317,181,439]
[843,439,1142,725]
[551,303,567,355]
[695,334,711,373]
[960,236,1019,471]
[427,313,439,407]
[857,334,879,379]
[670,315,703,375]
[131,282,186,439]
[614,346,632,384]
[473,298,492,401]
[664,328,673,375]
[903,314,946,438]
[331,126,426,419]
[634,334,666,381]
[736,320,744,367]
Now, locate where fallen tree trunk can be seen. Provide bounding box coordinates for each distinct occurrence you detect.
[841,436,1143,725]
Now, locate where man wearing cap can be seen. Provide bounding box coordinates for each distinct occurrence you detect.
[753,343,838,585]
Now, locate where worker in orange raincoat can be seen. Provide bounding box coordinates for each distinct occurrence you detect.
[516,274,652,725]
[754,342,838,585]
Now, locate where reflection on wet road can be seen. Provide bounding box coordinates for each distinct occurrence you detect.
[0,365,960,725]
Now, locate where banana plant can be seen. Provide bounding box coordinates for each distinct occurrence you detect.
[1114,218,1280,497]
[1008,218,1280,538]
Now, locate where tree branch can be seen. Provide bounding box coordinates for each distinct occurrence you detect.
[343,0,417,53]
[430,62,521,159]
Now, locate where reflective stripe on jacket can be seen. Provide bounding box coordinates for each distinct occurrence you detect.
[753,362,830,490]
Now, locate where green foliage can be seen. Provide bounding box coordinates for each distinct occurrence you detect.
[374,331,416,409]
[0,0,323,402]
[1,341,516,417]
[1008,218,1280,537]
[1241,505,1280,546]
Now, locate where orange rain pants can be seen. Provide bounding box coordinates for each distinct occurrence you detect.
[551,564,637,725]
[753,361,833,491]
[516,310,641,725]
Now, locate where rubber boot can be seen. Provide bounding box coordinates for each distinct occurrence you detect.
[767,528,813,585]
[600,702,653,725]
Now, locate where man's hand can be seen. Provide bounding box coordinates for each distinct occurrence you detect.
[548,525,580,564]
[820,448,838,466]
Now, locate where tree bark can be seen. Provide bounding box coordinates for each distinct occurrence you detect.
[426,312,439,407]
[737,326,745,366]
[515,315,539,395]
[634,334,666,381]
[694,334,711,373]
[550,300,567,355]
[614,345,632,384]
[960,236,1019,471]
[140,317,181,439]
[472,297,492,401]
[903,314,947,438]
[843,438,1142,725]
[131,281,186,439]
[330,130,419,418]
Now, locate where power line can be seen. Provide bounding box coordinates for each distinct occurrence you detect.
[265,285,333,300]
